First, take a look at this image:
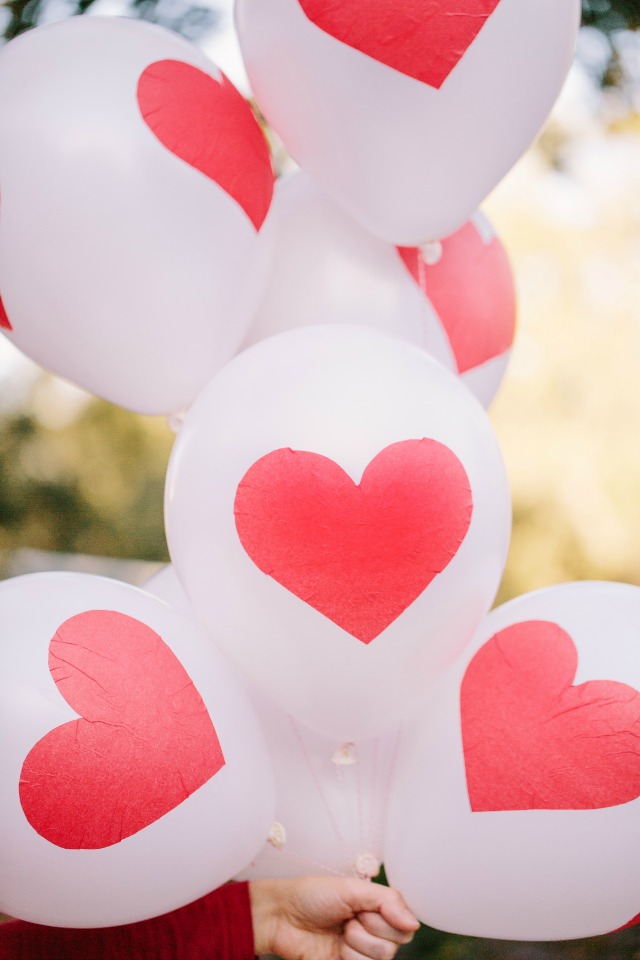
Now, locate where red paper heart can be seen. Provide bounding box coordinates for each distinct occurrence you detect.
[234,439,472,643]
[461,620,640,811]
[0,293,11,331]
[297,0,501,89]
[137,59,274,230]
[20,610,224,849]
[397,221,516,373]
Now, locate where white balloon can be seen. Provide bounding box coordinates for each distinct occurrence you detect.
[385,582,640,940]
[235,0,581,244]
[242,170,516,408]
[0,572,275,927]
[165,325,511,741]
[0,16,275,414]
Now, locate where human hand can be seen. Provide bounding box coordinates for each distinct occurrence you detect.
[249,876,419,960]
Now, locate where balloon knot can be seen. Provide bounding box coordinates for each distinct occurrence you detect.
[167,410,187,433]
[419,240,443,265]
[268,821,286,848]
[332,742,357,766]
[353,853,381,879]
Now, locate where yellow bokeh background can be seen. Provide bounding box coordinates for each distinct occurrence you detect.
[485,95,640,603]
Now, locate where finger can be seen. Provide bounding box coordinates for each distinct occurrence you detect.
[375,889,420,934]
[340,880,420,934]
[342,944,379,960]
[356,910,416,946]
[343,917,402,960]
[342,943,395,960]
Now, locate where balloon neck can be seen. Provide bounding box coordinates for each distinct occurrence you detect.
[353,853,381,880]
[332,742,357,766]
[268,821,287,849]
[418,240,443,266]
[167,410,187,433]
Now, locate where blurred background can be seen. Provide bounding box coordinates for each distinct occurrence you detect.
[0,1,639,955]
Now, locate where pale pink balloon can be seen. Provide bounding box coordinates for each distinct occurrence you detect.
[0,17,275,414]
[165,325,511,741]
[236,0,580,243]
[243,171,516,407]
[385,582,640,940]
[0,572,274,927]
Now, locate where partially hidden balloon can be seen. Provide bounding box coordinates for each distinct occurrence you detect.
[242,170,516,408]
[144,563,400,881]
[235,0,581,244]
[165,325,511,741]
[144,562,195,615]
[384,582,640,940]
[0,572,275,927]
[236,691,401,882]
[0,16,275,414]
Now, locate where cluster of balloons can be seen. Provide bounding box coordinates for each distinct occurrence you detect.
[4,1,637,945]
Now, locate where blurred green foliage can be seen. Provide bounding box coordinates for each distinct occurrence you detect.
[582,0,640,33]
[2,0,220,43]
[0,384,172,574]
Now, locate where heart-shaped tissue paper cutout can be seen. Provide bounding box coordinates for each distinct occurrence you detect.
[297,0,502,89]
[397,221,516,374]
[137,59,274,230]
[0,294,12,331]
[461,620,640,812]
[20,610,224,849]
[234,438,472,643]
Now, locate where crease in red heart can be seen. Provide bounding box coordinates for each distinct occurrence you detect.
[296,0,502,89]
[19,609,225,849]
[234,438,473,643]
[137,59,274,230]
[461,620,640,812]
[397,222,515,373]
[0,293,12,331]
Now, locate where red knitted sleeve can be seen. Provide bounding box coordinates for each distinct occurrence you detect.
[0,881,255,960]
